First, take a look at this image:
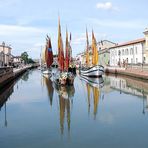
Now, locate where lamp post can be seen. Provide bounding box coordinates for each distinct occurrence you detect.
[2,41,5,67]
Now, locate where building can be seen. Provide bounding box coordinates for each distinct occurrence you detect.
[110,28,148,67]
[12,56,23,67]
[0,42,12,67]
[98,40,116,67]
[76,40,116,67]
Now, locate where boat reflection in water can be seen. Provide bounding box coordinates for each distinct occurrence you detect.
[80,76,104,119]
[53,82,75,135]
[42,73,75,135]
[43,75,54,106]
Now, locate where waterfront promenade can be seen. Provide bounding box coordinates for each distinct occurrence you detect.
[0,64,37,88]
[105,65,148,80]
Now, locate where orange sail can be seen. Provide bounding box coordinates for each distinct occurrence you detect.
[58,17,64,71]
[65,28,69,71]
[92,30,98,65]
[86,28,89,67]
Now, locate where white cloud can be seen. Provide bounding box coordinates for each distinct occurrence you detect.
[0,24,45,36]
[88,18,146,29]
[96,2,119,11]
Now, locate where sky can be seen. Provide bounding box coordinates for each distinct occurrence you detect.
[0,0,148,59]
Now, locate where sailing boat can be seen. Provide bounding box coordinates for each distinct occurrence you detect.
[80,29,104,77]
[42,35,53,77]
[53,17,75,86]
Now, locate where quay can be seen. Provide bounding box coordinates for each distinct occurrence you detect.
[0,64,38,88]
[105,65,148,80]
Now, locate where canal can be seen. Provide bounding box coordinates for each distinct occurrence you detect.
[0,69,148,148]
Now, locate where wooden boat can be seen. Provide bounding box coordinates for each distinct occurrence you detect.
[80,29,104,77]
[53,72,74,86]
[80,75,104,88]
[42,35,53,77]
[53,17,75,86]
[80,65,104,77]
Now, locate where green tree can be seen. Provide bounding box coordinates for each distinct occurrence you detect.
[28,58,35,64]
[21,52,28,64]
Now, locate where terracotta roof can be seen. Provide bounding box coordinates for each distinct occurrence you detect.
[110,38,145,49]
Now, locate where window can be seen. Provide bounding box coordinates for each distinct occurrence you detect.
[126,49,128,55]
[122,49,124,55]
[130,48,133,55]
[135,47,137,54]
[118,50,121,56]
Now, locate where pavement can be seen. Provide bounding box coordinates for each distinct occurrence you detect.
[105,66,148,80]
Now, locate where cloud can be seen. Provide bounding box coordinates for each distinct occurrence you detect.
[0,0,19,8]
[88,18,146,29]
[0,24,46,36]
[96,2,119,11]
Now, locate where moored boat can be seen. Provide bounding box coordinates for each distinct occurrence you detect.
[80,28,104,77]
[80,65,104,77]
[42,35,53,78]
[53,17,75,86]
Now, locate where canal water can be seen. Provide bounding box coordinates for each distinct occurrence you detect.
[0,69,148,148]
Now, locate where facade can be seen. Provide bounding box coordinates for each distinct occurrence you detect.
[110,28,148,67]
[98,40,116,67]
[0,42,12,67]
[76,40,116,67]
[12,56,23,67]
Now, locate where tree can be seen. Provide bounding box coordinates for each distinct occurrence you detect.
[28,58,35,64]
[21,52,28,64]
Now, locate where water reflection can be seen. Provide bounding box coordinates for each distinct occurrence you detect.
[51,80,75,135]
[0,81,14,127]
[106,75,148,114]
[43,75,54,106]
[80,76,103,119]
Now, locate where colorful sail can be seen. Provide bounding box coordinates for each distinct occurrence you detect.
[58,17,64,71]
[69,32,72,65]
[46,36,53,68]
[93,87,99,119]
[65,29,69,71]
[92,30,98,65]
[86,28,89,67]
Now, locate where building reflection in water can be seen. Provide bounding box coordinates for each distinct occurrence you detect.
[108,75,148,114]
[54,83,75,135]
[0,81,14,127]
[0,71,30,127]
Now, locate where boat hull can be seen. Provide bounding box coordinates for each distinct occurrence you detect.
[53,72,75,86]
[80,65,104,77]
[80,75,104,88]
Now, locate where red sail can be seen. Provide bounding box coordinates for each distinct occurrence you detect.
[46,36,53,68]
[58,17,64,71]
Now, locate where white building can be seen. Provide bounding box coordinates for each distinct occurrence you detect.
[110,28,148,67]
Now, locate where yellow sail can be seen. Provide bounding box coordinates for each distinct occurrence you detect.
[41,46,46,64]
[86,83,91,114]
[86,28,89,67]
[92,30,98,65]
[93,87,100,118]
